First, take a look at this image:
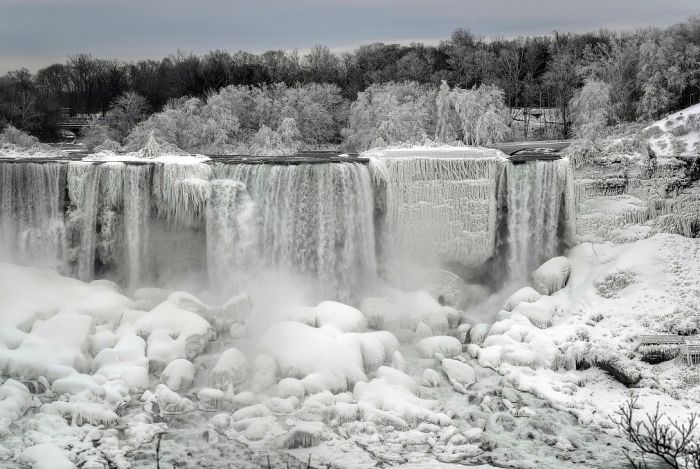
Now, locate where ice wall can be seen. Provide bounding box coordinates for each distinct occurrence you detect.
[572,142,700,243]
[369,148,505,268]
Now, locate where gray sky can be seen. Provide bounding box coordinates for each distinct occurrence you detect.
[1,0,698,74]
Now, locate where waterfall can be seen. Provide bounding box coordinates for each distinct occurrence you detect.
[0,160,376,302]
[123,164,152,290]
[206,180,258,299]
[212,163,377,302]
[0,162,65,270]
[0,155,574,300]
[67,162,101,281]
[504,159,573,282]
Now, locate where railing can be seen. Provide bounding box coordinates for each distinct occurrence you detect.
[636,334,700,366]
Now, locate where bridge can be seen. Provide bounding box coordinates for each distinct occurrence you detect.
[48,115,93,134]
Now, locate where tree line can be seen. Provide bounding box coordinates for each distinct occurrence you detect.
[1,15,699,141]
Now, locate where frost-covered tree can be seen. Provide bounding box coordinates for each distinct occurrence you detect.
[435,80,458,142]
[569,78,612,138]
[453,85,510,145]
[249,118,302,156]
[342,82,436,152]
[475,109,511,145]
[103,91,148,141]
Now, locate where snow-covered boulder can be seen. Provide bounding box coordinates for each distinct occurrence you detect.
[277,378,305,400]
[440,359,475,393]
[222,293,253,321]
[532,256,571,295]
[153,383,194,413]
[212,348,248,390]
[161,359,195,391]
[503,286,541,312]
[416,336,462,359]
[166,291,212,315]
[260,321,367,391]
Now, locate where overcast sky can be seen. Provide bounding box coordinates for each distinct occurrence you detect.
[1,0,698,73]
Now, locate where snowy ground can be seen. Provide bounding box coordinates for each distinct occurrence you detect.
[644,102,700,156]
[1,233,699,468]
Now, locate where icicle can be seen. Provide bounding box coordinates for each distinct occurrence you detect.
[151,162,212,227]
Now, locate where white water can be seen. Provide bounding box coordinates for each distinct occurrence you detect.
[213,163,377,301]
[0,160,377,302]
[206,180,258,299]
[505,160,574,282]
[0,162,65,270]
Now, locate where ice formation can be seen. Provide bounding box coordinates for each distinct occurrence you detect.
[369,148,505,267]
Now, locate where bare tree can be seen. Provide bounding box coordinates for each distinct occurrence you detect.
[613,395,700,469]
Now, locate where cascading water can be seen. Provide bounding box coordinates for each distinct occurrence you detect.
[123,164,152,290]
[0,153,574,302]
[0,162,66,270]
[206,180,258,299]
[504,159,574,282]
[212,163,377,302]
[0,159,377,303]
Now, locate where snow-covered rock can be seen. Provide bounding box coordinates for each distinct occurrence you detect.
[503,286,542,312]
[440,359,476,393]
[161,359,195,391]
[532,256,571,295]
[416,336,462,358]
[211,348,248,390]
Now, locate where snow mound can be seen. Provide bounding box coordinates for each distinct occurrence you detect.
[212,348,248,390]
[416,336,462,358]
[440,359,476,393]
[643,102,700,156]
[290,301,367,332]
[22,443,74,469]
[161,359,195,391]
[503,287,541,312]
[531,256,571,295]
[260,322,367,392]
